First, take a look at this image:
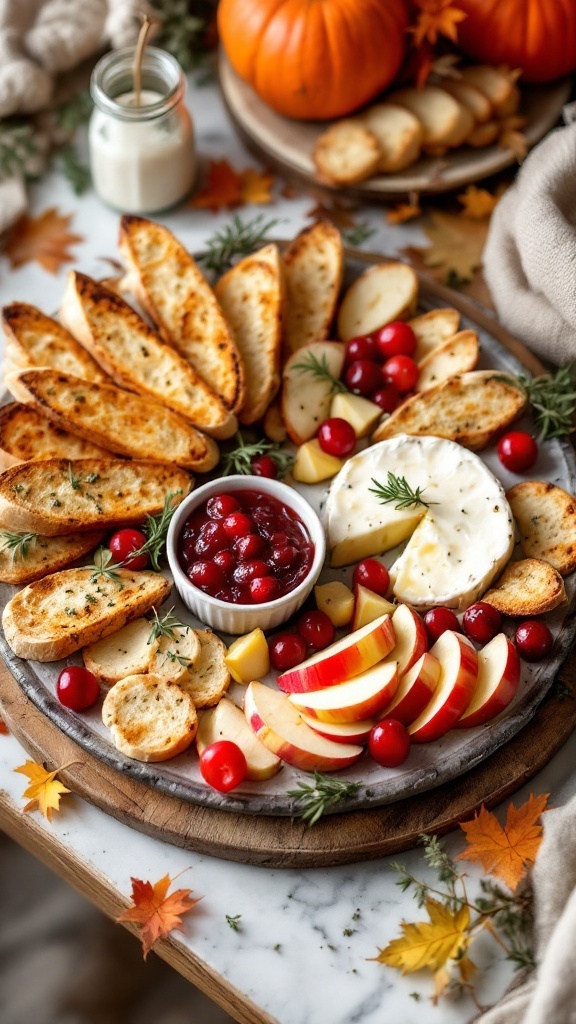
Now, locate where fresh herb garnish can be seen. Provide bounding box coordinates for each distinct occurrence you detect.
[68,463,82,490]
[220,433,294,478]
[342,222,377,248]
[508,363,576,441]
[0,531,38,561]
[88,547,124,589]
[197,214,282,276]
[127,491,182,571]
[291,351,348,394]
[287,772,362,826]
[226,914,242,931]
[369,473,435,510]
[147,606,190,645]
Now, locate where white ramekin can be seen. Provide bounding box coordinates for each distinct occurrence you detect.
[166,475,326,635]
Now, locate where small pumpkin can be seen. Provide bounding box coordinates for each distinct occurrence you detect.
[217,0,409,121]
[456,0,576,83]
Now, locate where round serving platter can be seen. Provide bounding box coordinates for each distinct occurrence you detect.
[1,251,575,826]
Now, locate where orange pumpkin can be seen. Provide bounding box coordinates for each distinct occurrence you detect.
[456,0,576,83]
[217,0,409,121]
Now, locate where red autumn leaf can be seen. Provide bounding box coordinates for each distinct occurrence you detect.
[116,873,202,958]
[0,717,9,735]
[411,0,467,48]
[190,159,243,212]
[4,208,84,274]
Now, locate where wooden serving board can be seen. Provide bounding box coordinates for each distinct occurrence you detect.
[2,655,576,868]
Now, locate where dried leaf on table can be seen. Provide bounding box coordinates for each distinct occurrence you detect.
[370,898,471,972]
[190,158,243,211]
[117,873,202,959]
[240,167,275,205]
[456,792,550,890]
[306,201,357,230]
[4,208,83,274]
[403,210,488,285]
[387,199,423,225]
[0,716,9,735]
[457,185,501,220]
[498,116,529,163]
[14,758,74,821]
[410,0,468,48]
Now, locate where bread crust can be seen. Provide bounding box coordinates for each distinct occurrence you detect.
[0,402,111,469]
[507,480,576,576]
[102,673,197,761]
[178,630,231,708]
[1,302,107,382]
[482,558,566,616]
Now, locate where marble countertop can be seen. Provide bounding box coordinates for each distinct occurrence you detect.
[1,70,574,1024]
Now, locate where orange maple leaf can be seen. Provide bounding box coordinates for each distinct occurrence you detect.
[457,185,500,220]
[4,208,84,274]
[387,199,422,225]
[456,793,550,890]
[190,159,243,212]
[0,717,9,735]
[411,0,467,48]
[117,874,202,959]
[240,167,275,205]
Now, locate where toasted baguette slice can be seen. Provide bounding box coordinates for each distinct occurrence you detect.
[507,481,576,576]
[6,368,219,472]
[83,618,159,685]
[0,402,112,470]
[313,120,381,184]
[389,86,465,150]
[102,673,198,762]
[282,341,346,446]
[60,272,237,440]
[337,263,418,342]
[283,221,343,354]
[483,558,566,616]
[1,303,107,382]
[415,330,479,392]
[360,102,423,173]
[0,458,191,535]
[459,66,517,117]
[409,308,461,362]
[440,80,492,124]
[0,529,104,585]
[2,567,171,661]
[372,371,526,450]
[149,625,201,684]
[215,244,284,425]
[118,215,244,414]
[467,120,500,148]
[178,630,230,708]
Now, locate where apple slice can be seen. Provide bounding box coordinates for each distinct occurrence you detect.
[383,603,428,675]
[300,714,375,744]
[282,340,346,446]
[292,439,344,484]
[244,681,363,772]
[277,613,396,694]
[457,633,520,729]
[288,662,398,724]
[408,631,478,742]
[196,698,281,781]
[352,585,396,630]
[225,627,270,684]
[383,651,441,726]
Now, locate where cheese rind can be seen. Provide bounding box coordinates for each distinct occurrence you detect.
[326,435,514,611]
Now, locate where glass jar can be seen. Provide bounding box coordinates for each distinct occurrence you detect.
[89,46,196,213]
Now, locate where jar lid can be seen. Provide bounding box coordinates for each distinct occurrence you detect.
[90,46,185,121]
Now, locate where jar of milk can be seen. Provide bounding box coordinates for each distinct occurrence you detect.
[89,47,196,213]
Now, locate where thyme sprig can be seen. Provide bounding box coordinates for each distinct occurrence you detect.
[220,433,294,478]
[369,473,436,510]
[288,773,362,826]
[88,547,124,589]
[127,490,183,571]
[147,607,192,667]
[0,531,39,561]
[197,214,282,276]
[343,222,377,248]
[291,351,348,394]
[510,363,576,441]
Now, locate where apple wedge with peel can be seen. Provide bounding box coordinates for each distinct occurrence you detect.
[277,613,396,694]
[244,681,363,772]
[196,698,282,781]
[288,662,398,724]
[383,651,441,726]
[457,633,520,729]
[408,631,478,742]
[352,586,396,631]
[300,714,375,745]
[382,603,428,675]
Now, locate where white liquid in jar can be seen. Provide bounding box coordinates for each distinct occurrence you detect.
[89,90,196,213]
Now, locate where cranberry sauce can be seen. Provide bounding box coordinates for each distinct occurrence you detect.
[178,489,315,605]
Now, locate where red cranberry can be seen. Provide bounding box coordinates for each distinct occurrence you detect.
[462,602,502,644]
[271,544,297,568]
[297,610,335,651]
[375,321,417,360]
[497,432,539,473]
[383,354,419,394]
[250,576,280,602]
[188,560,225,591]
[424,607,460,643]
[352,558,390,596]
[233,560,270,585]
[345,334,380,364]
[207,493,240,519]
[250,454,278,479]
[234,533,266,560]
[108,528,148,570]
[515,620,553,661]
[194,520,228,557]
[368,719,411,767]
[370,383,400,414]
[345,359,383,396]
[222,511,253,539]
[213,550,236,574]
[269,632,307,671]
[317,417,356,458]
[57,666,100,711]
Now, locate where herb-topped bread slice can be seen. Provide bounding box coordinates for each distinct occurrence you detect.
[1,303,107,382]
[118,215,245,414]
[83,617,159,685]
[102,673,198,761]
[60,272,237,440]
[0,402,112,470]
[0,529,105,585]
[2,567,171,661]
[507,480,576,576]
[0,458,191,535]
[282,221,343,354]
[6,368,219,472]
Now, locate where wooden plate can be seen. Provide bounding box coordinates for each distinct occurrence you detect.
[219,52,572,200]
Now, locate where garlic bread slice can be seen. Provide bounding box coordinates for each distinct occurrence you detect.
[283,221,343,354]
[102,673,197,761]
[83,618,159,685]
[507,481,576,576]
[0,402,112,470]
[409,308,461,362]
[415,330,479,392]
[483,558,566,617]
[2,303,107,382]
[0,529,104,585]
[178,630,230,708]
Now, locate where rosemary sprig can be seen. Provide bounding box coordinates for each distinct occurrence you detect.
[226,914,242,931]
[88,547,124,588]
[369,473,435,510]
[54,90,93,134]
[220,433,294,478]
[343,222,377,248]
[68,463,82,490]
[197,214,282,276]
[147,607,192,666]
[0,531,39,561]
[510,363,576,441]
[288,772,362,826]
[291,351,348,394]
[128,491,182,571]
[151,0,213,76]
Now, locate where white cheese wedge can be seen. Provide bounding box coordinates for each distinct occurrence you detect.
[325,435,514,611]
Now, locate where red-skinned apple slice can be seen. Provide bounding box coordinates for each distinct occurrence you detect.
[244,681,363,772]
[288,662,398,723]
[300,714,375,744]
[277,614,396,694]
[383,651,441,726]
[408,631,478,742]
[457,633,520,728]
[196,697,282,781]
[383,603,428,675]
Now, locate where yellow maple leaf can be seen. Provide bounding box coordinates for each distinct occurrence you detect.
[411,0,467,48]
[14,759,72,821]
[387,200,422,225]
[412,210,488,283]
[457,185,500,220]
[371,898,471,973]
[4,208,83,274]
[117,873,202,959]
[240,167,275,205]
[456,793,550,890]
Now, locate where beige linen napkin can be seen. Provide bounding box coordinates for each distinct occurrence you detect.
[478,794,576,1024]
[484,121,576,365]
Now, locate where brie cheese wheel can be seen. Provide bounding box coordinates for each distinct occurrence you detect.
[325,435,514,611]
